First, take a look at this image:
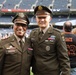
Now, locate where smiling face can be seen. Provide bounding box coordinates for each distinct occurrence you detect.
[35,10,52,30]
[13,23,27,38]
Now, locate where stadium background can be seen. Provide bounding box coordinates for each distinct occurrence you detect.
[0,0,76,39]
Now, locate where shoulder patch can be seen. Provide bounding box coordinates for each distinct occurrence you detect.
[61,32,65,36]
[61,32,65,41]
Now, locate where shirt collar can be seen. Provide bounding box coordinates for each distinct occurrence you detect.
[14,34,25,43]
[40,24,50,34]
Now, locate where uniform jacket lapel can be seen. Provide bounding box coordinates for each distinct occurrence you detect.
[9,35,22,52]
[36,28,40,42]
[11,35,31,53]
[22,38,30,52]
[32,28,40,43]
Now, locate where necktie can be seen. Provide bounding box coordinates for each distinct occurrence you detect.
[19,40,24,50]
[39,30,44,41]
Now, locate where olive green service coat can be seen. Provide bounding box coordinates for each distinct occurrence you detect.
[29,26,70,75]
[0,35,32,75]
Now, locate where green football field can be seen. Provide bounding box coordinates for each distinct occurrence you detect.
[30,67,33,75]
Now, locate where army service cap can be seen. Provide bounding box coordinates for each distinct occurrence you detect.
[34,5,52,16]
[12,13,30,26]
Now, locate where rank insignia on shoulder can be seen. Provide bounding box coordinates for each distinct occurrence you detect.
[61,35,65,41]
[60,32,65,41]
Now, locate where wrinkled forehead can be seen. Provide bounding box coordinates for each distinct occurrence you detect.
[36,10,50,16]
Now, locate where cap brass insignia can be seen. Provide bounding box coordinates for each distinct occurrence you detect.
[38,6,43,10]
[19,13,24,17]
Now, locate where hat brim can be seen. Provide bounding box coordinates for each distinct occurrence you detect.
[14,19,27,25]
[14,21,27,25]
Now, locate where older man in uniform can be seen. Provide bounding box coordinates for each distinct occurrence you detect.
[0,13,33,75]
[29,5,70,75]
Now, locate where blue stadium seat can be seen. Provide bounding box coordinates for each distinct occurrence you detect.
[71,0,76,9]
[0,0,4,4]
[3,0,20,9]
[36,0,52,7]
[53,0,68,9]
[19,0,36,9]
[0,16,12,22]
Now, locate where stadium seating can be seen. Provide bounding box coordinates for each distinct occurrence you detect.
[2,0,20,9]
[0,0,4,4]
[71,0,76,9]
[0,0,76,36]
[53,0,68,9]
[36,0,52,7]
[19,0,36,9]
[0,16,12,22]
[0,0,74,9]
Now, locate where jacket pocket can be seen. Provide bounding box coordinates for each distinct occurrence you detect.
[5,49,17,62]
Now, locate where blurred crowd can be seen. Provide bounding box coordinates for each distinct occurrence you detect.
[0,29,32,40]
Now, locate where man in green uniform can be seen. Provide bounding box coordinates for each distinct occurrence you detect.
[29,5,70,75]
[0,13,33,75]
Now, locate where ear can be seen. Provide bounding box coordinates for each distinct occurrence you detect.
[13,25,14,29]
[50,17,52,20]
[26,26,28,29]
[49,16,52,22]
[13,24,16,30]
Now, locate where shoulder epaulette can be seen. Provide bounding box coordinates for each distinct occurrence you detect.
[31,28,39,32]
[53,28,61,33]
[1,36,9,41]
[32,28,39,31]
[61,32,65,36]
[0,35,11,43]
